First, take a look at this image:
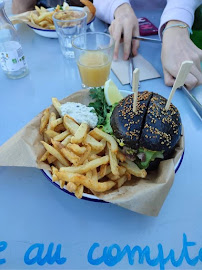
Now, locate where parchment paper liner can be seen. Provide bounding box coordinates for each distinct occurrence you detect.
[0,90,184,216]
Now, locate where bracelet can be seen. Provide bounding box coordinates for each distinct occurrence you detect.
[162,23,193,35]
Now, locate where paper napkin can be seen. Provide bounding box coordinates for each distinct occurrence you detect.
[111,44,161,85]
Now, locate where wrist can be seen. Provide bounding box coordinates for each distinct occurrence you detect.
[162,20,191,40]
[114,3,132,18]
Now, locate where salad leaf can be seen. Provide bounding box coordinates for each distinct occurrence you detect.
[88,88,117,133]
[136,148,164,169]
[102,103,118,134]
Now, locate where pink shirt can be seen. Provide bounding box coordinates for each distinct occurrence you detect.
[94,0,202,36]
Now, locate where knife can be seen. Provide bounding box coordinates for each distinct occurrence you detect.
[132,36,162,43]
[181,86,202,119]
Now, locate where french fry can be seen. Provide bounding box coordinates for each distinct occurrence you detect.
[90,128,118,153]
[99,164,107,178]
[40,108,50,134]
[60,147,80,166]
[118,166,127,176]
[117,175,128,188]
[47,154,57,164]
[91,139,106,154]
[64,117,102,150]
[66,143,86,155]
[107,173,119,181]
[54,123,66,133]
[45,130,59,139]
[86,170,93,179]
[41,141,70,167]
[47,112,56,129]
[52,98,62,116]
[51,166,59,182]
[88,154,100,161]
[117,151,126,162]
[50,118,63,130]
[107,142,119,176]
[60,155,109,174]
[60,180,65,188]
[77,144,91,165]
[66,182,77,193]
[98,165,111,179]
[63,115,79,134]
[75,184,84,199]
[53,160,64,170]
[54,130,70,141]
[84,134,103,151]
[71,123,89,144]
[61,135,72,146]
[121,160,147,178]
[56,172,116,192]
[39,150,49,162]
[91,168,98,182]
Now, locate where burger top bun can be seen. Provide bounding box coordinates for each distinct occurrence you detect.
[111,91,182,157]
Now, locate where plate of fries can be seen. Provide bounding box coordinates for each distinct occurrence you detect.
[10,1,96,38]
[39,90,148,200]
[38,90,184,202]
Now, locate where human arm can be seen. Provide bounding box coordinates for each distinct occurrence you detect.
[160,0,202,90]
[12,0,37,14]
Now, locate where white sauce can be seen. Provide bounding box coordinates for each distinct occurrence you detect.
[60,102,98,128]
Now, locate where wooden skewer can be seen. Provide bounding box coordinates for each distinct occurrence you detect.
[165,60,193,111]
[132,68,139,113]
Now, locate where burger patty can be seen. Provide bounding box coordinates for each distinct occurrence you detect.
[111,91,182,156]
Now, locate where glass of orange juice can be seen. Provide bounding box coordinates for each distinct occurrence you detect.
[72,32,114,88]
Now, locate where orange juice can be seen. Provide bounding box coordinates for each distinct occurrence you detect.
[77,51,111,87]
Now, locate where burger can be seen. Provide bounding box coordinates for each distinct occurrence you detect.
[110,91,182,170]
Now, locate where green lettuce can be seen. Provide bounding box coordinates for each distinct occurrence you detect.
[136,148,164,169]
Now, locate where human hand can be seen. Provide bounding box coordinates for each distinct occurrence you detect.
[161,21,202,90]
[108,3,139,60]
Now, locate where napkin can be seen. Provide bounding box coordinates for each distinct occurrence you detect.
[111,44,161,85]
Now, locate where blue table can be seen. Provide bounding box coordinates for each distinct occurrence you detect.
[0,9,202,270]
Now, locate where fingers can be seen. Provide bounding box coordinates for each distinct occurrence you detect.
[164,66,202,90]
[123,27,133,60]
[109,23,122,60]
[185,65,202,90]
[131,24,140,56]
[163,68,175,87]
[184,73,198,90]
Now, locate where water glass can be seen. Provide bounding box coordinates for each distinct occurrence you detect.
[72,32,115,88]
[53,9,87,58]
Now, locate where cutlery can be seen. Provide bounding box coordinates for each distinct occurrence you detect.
[182,86,202,119]
[132,36,161,43]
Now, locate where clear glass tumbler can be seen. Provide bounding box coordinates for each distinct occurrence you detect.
[53,9,87,58]
[72,32,115,88]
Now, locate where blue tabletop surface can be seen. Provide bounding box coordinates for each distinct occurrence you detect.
[0,9,202,270]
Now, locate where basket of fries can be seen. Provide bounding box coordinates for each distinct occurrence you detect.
[0,89,184,216]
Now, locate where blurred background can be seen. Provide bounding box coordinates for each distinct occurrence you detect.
[4,0,12,14]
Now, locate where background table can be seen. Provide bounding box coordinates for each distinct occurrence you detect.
[0,8,202,270]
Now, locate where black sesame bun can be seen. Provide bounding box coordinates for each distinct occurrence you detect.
[110,91,182,170]
[111,91,152,150]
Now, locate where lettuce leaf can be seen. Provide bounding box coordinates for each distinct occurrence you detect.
[136,148,164,169]
[88,88,117,134]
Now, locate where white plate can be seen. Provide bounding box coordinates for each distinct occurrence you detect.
[41,90,184,202]
[28,7,95,39]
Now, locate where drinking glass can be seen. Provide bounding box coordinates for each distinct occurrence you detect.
[53,9,87,58]
[72,32,115,88]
